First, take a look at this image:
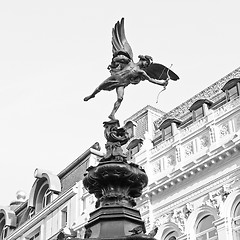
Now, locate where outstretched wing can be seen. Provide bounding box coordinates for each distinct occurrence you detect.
[143,63,179,81]
[112,18,133,60]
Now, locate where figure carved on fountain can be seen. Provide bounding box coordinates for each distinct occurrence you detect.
[84,18,179,121]
[81,17,178,240]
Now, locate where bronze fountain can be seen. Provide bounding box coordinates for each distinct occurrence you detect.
[60,18,179,240]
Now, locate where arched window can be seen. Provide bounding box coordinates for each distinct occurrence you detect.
[28,169,61,215]
[35,182,54,212]
[232,201,240,238]
[0,219,6,240]
[0,209,16,240]
[164,231,177,240]
[157,222,182,240]
[196,215,218,240]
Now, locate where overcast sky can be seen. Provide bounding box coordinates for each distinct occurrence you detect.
[0,0,240,206]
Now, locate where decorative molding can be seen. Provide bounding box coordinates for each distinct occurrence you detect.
[199,134,210,149]
[151,168,240,216]
[219,123,230,138]
[154,67,240,128]
[184,141,194,158]
[180,117,207,138]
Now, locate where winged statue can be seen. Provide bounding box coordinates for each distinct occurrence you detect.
[84,18,179,120]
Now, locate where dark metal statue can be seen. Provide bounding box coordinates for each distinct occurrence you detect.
[84,18,179,120]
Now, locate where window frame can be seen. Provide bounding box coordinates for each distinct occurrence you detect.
[28,232,40,240]
[163,125,173,140]
[194,106,204,121]
[189,99,213,122]
[42,188,52,209]
[61,207,68,228]
[195,215,218,240]
[227,85,239,101]
[1,225,8,240]
[35,182,54,212]
[232,201,240,236]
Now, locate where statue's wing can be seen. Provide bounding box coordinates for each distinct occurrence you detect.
[112,18,133,60]
[143,63,179,81]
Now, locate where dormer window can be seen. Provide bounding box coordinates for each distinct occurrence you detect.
[189,99,213,122]
[0,209,16,240]
[28,169,61,214]
[159,118,181,141]
[222,78,240,102]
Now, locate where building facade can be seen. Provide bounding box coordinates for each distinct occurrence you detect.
[1,67,240,240]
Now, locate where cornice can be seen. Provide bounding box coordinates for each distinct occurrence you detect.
[149,166,240,217]
[154,67,240,129]
[125,105,165,124]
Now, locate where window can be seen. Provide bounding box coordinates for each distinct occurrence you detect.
[29,207,35,219]
[163,125,172,140]
[164,231,177,240]
[126,138,143,160]
[196,215,218,240]
[29,232,40,240]
[159,118,181,142]
[42,189,52,208]
[232,202,240,238]
[228,85,239,101]
[189,99,213,122]
[35,183,54,212]
[61,207,68,228]
[195,106,204,121]
[1,225,8,240]
[0,219,5,240]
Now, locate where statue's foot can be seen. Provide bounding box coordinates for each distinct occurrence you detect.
[108,114,116,121]
[84,95,95,101]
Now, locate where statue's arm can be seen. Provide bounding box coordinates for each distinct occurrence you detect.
[140,70,168,86]
[147,77,168,86]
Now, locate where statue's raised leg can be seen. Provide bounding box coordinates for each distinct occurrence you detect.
[84,88,100,101]
[108,86,124,120]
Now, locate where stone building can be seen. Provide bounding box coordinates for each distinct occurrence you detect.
[1,66,240,240]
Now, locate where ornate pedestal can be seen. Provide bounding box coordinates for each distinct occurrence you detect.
[82,120,155,240]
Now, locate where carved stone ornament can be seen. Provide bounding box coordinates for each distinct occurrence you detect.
[83,161,148,208]
[102,120,137,161]
[219,123,230,138]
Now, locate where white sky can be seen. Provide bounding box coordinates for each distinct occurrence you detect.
[0,0,239,206]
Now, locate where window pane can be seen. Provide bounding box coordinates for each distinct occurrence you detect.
[42,189,52,208]
[29,232,40,240]
[164,126,172,139]
[195,107,204,120]
[209,229,217,238]
[228,86,238,100]
[234,203,240,217]
[196,215,215,233]
[61,207,68,228]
